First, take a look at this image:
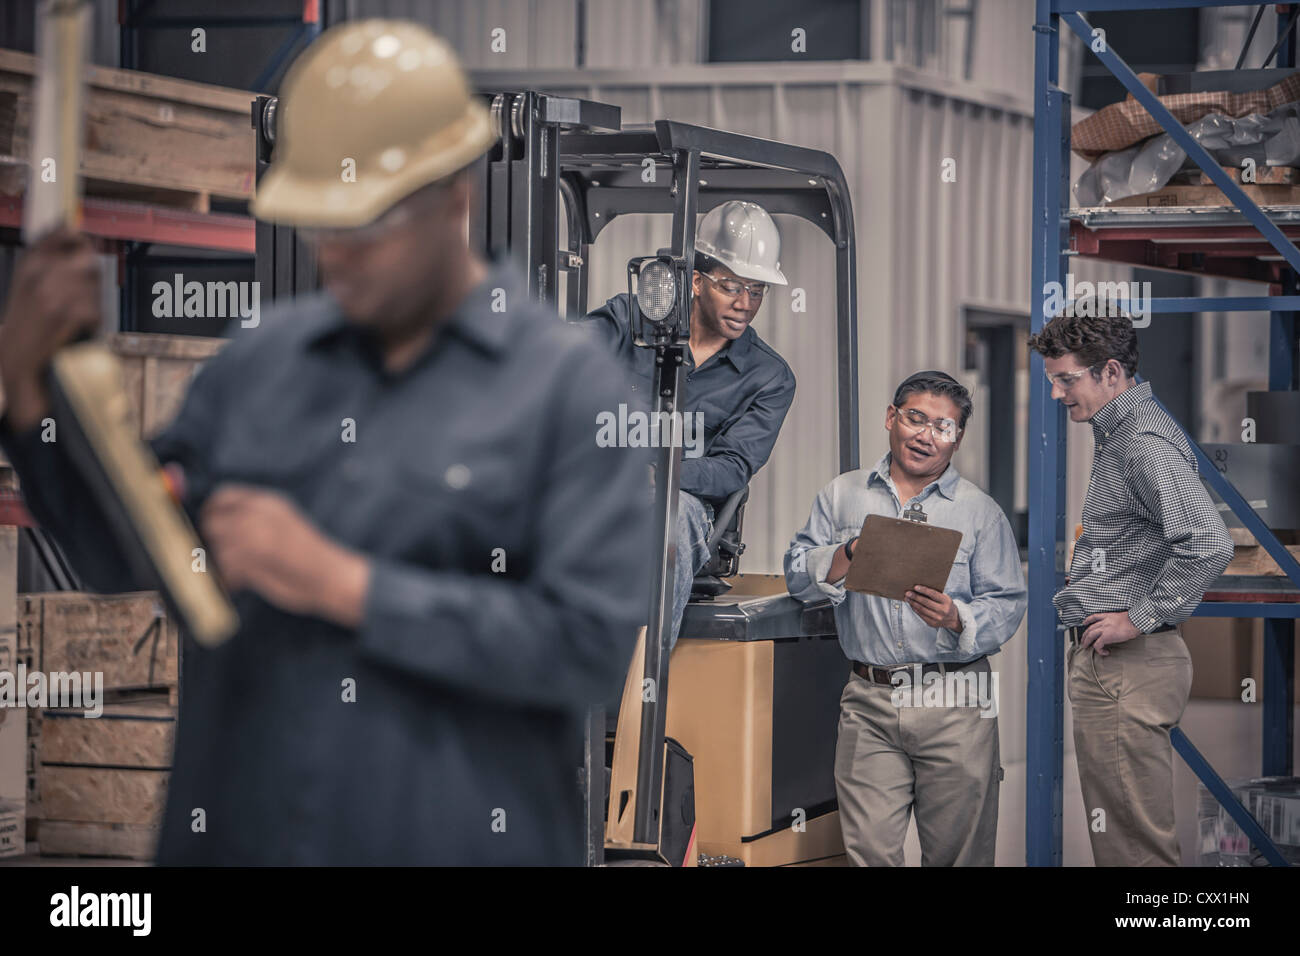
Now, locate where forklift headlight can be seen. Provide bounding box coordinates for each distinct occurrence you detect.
[636,259,677,324]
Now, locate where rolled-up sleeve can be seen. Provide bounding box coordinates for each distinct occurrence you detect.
[357,342,652,711]
[681,366,795,500]
[934,505,1027,659]
[1124,433,1233,631]
[784,485,850,607]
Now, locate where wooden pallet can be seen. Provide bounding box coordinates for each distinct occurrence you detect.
[0,48,255,212]
[1111,182,1300,208]
[1197,165,1300,186]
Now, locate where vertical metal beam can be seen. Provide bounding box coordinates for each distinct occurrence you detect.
[582,706,605,866]
[632,148,699,846]
[1262,619,1295,778]
[507,93,560,304]
[830,179,860,472]
[1272,272,1299,391]
[1279,2,1298,71]
[1027,0,1067,868]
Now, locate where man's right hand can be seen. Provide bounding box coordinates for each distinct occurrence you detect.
[0,230,103,432]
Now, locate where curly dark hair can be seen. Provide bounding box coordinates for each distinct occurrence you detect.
[1027,307,1139,378]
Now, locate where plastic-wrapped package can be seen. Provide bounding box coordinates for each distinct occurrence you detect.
[1074,102,1300,206]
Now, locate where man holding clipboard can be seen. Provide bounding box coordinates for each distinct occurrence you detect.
[785,371,1026,866]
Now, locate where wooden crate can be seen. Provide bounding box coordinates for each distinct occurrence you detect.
[37,821,158,860]
[0,48,254,210]
[32,696,174,860]
[34,700,174,858]
[20,591,178,692]
[38,767,167,827]
[0,333,226,465]
[108,332,226,439]
[40,697,175,768]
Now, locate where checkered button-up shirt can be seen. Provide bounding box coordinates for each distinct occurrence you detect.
[1054,381,1233,632]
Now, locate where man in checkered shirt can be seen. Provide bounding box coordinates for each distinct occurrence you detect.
[1030,307,1232,867]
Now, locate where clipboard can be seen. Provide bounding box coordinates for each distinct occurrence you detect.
[844,513,963,601]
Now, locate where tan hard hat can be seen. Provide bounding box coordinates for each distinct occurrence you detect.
[252,20,496,228]
[695,201,787,286]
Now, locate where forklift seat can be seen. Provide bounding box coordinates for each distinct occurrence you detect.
[690,485,749,599]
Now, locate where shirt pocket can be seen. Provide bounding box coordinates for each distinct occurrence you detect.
[390,448,528,567]
[944,550,972,595]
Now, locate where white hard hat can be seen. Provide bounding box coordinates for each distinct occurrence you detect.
[695,201,787,286]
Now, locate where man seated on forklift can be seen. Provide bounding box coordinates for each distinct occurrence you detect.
[784,371,1026,866]
[579,200,797,649]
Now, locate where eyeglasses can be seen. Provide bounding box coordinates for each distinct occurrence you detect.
[700,272,767,302]
[1044,366,1098,390]
[893,406,961,444]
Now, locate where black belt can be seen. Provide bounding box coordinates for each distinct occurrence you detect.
[1065,622,1176,645]
[852,657,985,686]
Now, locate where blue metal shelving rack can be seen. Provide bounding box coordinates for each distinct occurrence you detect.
[1030,0,1300,866]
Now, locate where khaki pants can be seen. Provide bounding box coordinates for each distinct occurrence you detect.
[1068,630,1192,866]
[834,659,1001,866]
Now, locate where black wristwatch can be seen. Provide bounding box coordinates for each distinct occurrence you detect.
[844,537,856,561]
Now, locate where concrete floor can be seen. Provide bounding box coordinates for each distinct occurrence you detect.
[2,613,1292,867]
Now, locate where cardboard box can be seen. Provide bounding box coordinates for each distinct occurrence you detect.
[1181,617,1300,700]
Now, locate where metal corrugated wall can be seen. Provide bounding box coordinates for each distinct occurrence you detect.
[340,0,701,68]
[338,0,1062,89]
[342,0,578,67]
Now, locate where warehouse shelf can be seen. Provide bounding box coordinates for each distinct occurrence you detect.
[1031,0,1300,867]
[1071,207,1300,285]
[0,195,254,254]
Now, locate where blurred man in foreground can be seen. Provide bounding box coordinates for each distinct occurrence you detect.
[0,20,648,865]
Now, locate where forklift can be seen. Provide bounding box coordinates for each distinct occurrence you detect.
[253,89,862,867]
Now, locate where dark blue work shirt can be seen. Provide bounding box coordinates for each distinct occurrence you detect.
[577,293,796,501]
[0,262,651,865]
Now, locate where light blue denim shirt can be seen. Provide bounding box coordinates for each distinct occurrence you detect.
[784,453,1026,667]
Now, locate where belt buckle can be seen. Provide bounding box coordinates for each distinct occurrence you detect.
[879,663,915,685]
